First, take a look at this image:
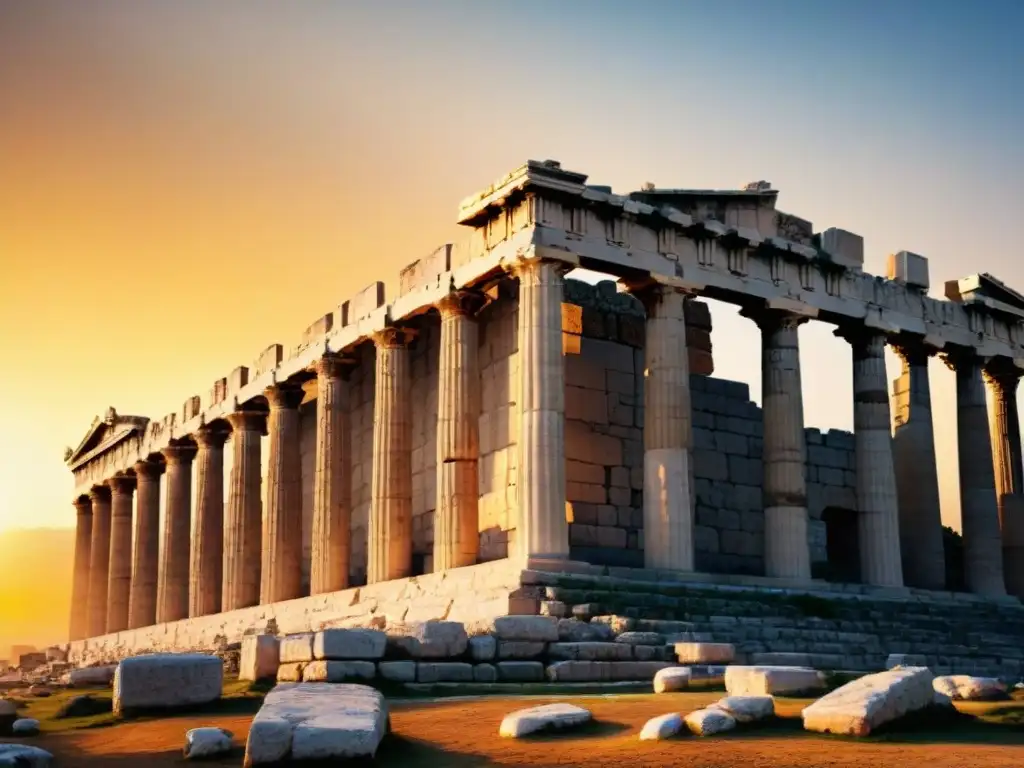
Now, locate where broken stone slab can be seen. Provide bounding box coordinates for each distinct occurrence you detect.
[615,632,664,646]
[279,634,315,664]
[301,661,376,683]
[802,666,935,736]
[499,703,592,737]
[68,666,116,687]
[547,642,632,661]
[675,642,735,664]
[933,675,1008,701]
[886,653,927,669]
[710,695,774,723]
[314,629,386,660]
[184,727,234,760]
[239,635,280,682]
[377,661,417,683]
[725,666,826,696]
[556,619,614,642]
[0,745,53,767]
[497,662,545,682]
[276,663,306,682]
[685,708,736,736]
[11,719,39,736]
[416,663,474,683]
[243,683,388,765]
[113,654,223,716]
[468,635,497,661]
[384,621,467,659]
[639,712,684,741]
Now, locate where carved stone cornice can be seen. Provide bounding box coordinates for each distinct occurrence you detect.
[437,289,489,319]
[264,382,305,410]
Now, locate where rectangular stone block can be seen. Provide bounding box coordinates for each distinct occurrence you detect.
[276,662,306,682]
[239,635,280,682]
[498,641,546,659]
[818,228,864,269]
[113,653,223,715]
[182,395,201,422]
[548,642,632,661]
[497,661,545,682]
[209,377,228,406]
[254,344,284,376]
[341,281,386,326]
[399,244,452,296]
[378,660,417,682]
[802,667,935,736]
[887,250,929,291]
[302,312,334,343]
[725,666,826,696]
[228,365,249,393]
[301,660,376,682]
[675,642,735,664]
[313,629,386,660]
[416,662,474,683]
[279,633,315,663]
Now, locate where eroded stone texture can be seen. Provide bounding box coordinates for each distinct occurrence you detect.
[224,410,266,611]
[159,442,196,624]
[129,460,163,629]
[69,497,93,641]
[191,428,227,618]
[984,362,1024,598]
[106,474,136,634]
[262,384,305,604]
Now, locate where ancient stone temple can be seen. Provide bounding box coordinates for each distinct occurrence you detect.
[64,160,1024,674]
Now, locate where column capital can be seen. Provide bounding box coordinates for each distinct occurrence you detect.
[194,425,230,448]
[88,485,111,503]
[890,335,939,366]
[506,254,573,280]
[226,409,268,435]
[314,353,356,381]
[371,326,415,349]
[833,325,886,359]
[161,440,198,465]
[940,345,986,373]
[133,459,164,480]
[622,278,695,314]
[983,356,1024,393]
[739,305,810,332]
[437,289,488,319]
[107,474,137,495]
[73,496,92,514]
[264,382,305,410]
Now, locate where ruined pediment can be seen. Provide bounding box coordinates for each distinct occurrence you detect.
[66,407,150,470]
[944,273,1024,320]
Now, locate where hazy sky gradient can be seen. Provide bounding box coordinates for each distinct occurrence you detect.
[1,0,1022,535]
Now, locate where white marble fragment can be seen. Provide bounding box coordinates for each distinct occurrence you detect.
[802,666,934,736]
[933,675,1007,701]
[239,635,280,682]
[498,703,592,737]
[0,745,53,767]
[710,695,775,723]
[653,666,691,693]
[113,654,223,715]
[725,666,825,696]
[488,616,559,643]
[278,634,315,664]
[184,727,233,759]
[314,629,386,660]
[638,712,684,741]
[684,708,736,736]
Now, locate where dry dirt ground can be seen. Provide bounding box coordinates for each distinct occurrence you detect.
[12,690,1024,767]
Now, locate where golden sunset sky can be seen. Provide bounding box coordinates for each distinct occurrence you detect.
[1,0,1022,551]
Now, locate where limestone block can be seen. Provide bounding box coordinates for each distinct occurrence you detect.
[653,666,691,693]
[685,708,736,736]
[378,661,416,683]
[675,642,735,664]
[933,675,1007,701]
[113,654,223,715]
[240,635,280,682]
[540,601,567,618]
[887,250,929,291]
[12,719,40,736]
[276,663,306,682]
[819,228,864,270]
[341,281,386,326]
[184,727,234,760]
[710,695,775,723]
[633,645,670,662]
[615,632,663,646]
[301,661,376,683]
[416,663,474,683]
[886,654,927,669]
[313,629,386,660]
[385,620,467,659]
[546,660,671,682]
[279,634,315,663]
[488,616,559,642]
[467,664,494,682]
[547,642,632,661]
[244,682,388,765]
[590,615,635,634]
[469,635,497,661]
[499,703,592,738]
[637,619,696,635]
[497,662,545,682]
[639,712,684,741]
[0,745,53,767]
[498,641,547,659]
[802,667,935,736]
[68,666,116,686]
[725,666,826,697]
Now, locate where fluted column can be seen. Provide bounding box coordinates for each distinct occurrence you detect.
[261,384,305,604]
[943,348,1006,597]
[514,259,569,563]
[69,497,93,641]
[190,426,227,617]
[85,486,111,637]
[435,291,486,572]
[368,328,413,583]
[311,356,352,594]
[891,341,945,589]
[128,460,162,629]
[223,410,266,610]
[742,307,810,580]
[837,327,903,587]
[106,474,136,633]
[985,360,1024,597]
[157,441,196,623]
[635,283,694,571]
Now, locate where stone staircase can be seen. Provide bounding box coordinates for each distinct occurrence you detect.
[521,566,1024,680]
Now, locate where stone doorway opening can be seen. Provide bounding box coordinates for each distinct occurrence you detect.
[822,506,860,583]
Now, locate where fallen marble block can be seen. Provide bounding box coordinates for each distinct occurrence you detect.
[933,675,1007,701]
[710,695,774,723]
[674,642,735,664]
[113,654,223,716]
[802,666,934,736]
[0,745,53,767]
[278,634,315,664]
[302,661,376,683]
[239,635,280,682]
[725,666,826,696]
[685,708,736,736]
[11,719,39,736]
[639,712,684,741]
[68,666,116,687]
[314,628,387,660]
[499,703,592,738]
[385,621,467,658]
[653,666,691,693]
[244,683,388,766]
[184,727,234,759]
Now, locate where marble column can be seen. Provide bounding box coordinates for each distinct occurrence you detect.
[368,328,413,584]
[890,341,946,589]
[943,349,1006,597]
[128,460,162,629]
[435,291,485,572]
[105,474,136,633]
[742,308,810,580]
[157,442,196,623]
[69,497,93,641]
[514,258,569,563]
[837,328,903,587]
[190,426,227,617]
[311,356,351,595]
[223,410,266,610]
[637,284,694,571]
[85,486,111,637]
[984,361,1024,597]
[261,384,305,604]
